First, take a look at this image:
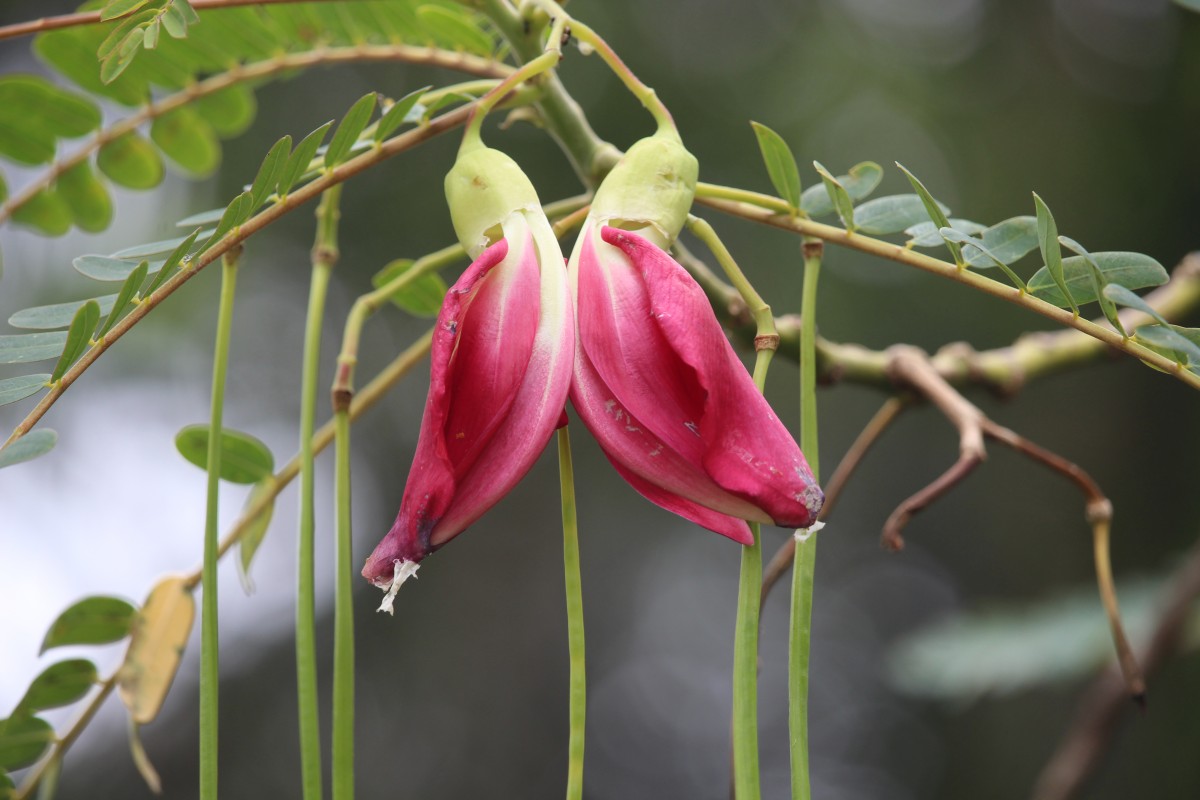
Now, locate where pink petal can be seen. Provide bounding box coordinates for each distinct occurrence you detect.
[441,232,541,477]
[573,224,820,532]
[362,219,562,584]
[571,331,768,524]
[608,456,754,544]
[604,224,820,525]
[430,213,574,540]
[432,224,574,540]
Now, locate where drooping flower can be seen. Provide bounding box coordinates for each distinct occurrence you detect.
[362,147,574,592]
[567,135,823,543]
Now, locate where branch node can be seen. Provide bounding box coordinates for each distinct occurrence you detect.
[1085,498,1113,524]
[331,388,353,413]
[754,333,780,353]
[311,245,339,268]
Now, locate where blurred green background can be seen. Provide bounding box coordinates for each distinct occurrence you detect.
[1,1,1199,798]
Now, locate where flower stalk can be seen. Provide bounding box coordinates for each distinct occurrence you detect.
[200,245,241,800]
[525,0,677,137]
[325,189,367,800]
[686,215,779,382]
[790,238,824,800]
[296,186,342,800]
[460,14,567,153]
[686,216,779,800]
[732,523,763,800]
[558,427,587,800]
[332,402,354,800]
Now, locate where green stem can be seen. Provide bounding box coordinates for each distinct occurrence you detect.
[297,187,341,800]
[686,215,778,353]
[333,244,465,400]
[694,182,792,215]
[329,184,355,800]
[686,215,770,799]
[332,403,354,800]
[200,248,240,800]
[524,0,677,137]
[557,427,586,800]
[461,15,566,152]
[480,0,617,185]
[732,524,763,800]
[790,239,823,800]
[694,190,1200,393]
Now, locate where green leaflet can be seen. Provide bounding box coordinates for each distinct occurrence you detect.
[9,295,118,331]
[750,121,801,211]
[800,161,883,218]
[15,660,98,716]
[151,106,220,176]
[58,161,114,233]
[175,424,275,484]
[0,374,50,407]
[372,259,448,317]
[98,132,164,189]
[812,161,855,231]
[1028,253,1168,307]
[0,429,58,470]
[41,596,138,652]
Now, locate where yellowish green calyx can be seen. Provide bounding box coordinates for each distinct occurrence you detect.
[445,146,541,258]
[590,133,699,246]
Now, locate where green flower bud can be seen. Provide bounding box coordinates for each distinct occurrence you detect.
[589,133,699,246]
[445,146,541,257]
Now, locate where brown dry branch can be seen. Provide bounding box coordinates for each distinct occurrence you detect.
[982,420,1145,702]
[679,245,1196,645]
[1031,538,1200,800]
[881,346,987,550]
[761,396,908,606]
[876,347,1144,702]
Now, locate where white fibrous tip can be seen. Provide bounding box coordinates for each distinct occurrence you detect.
[375,559,420,615]
[794,520,826,543]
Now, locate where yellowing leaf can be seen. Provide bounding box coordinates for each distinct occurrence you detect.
[118,577,195,725]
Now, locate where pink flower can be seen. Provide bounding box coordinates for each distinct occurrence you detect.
[568,222,823,544]
[361,208,573,587]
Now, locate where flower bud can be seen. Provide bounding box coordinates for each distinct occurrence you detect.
[363,150,574,593]
[444,145,541,257]
[588,133,699,246]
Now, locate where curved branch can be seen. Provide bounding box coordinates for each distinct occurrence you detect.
[876,346,1144,699]
[1032,538,1200,800]
[881,453,983,551]
[983,420,1145,701]
[677,234,1200,394]
[880,345,988,550]
[0,43,512,226]
[696,193,1200,392]
[4,99,477,449]
[0,0,347,42]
